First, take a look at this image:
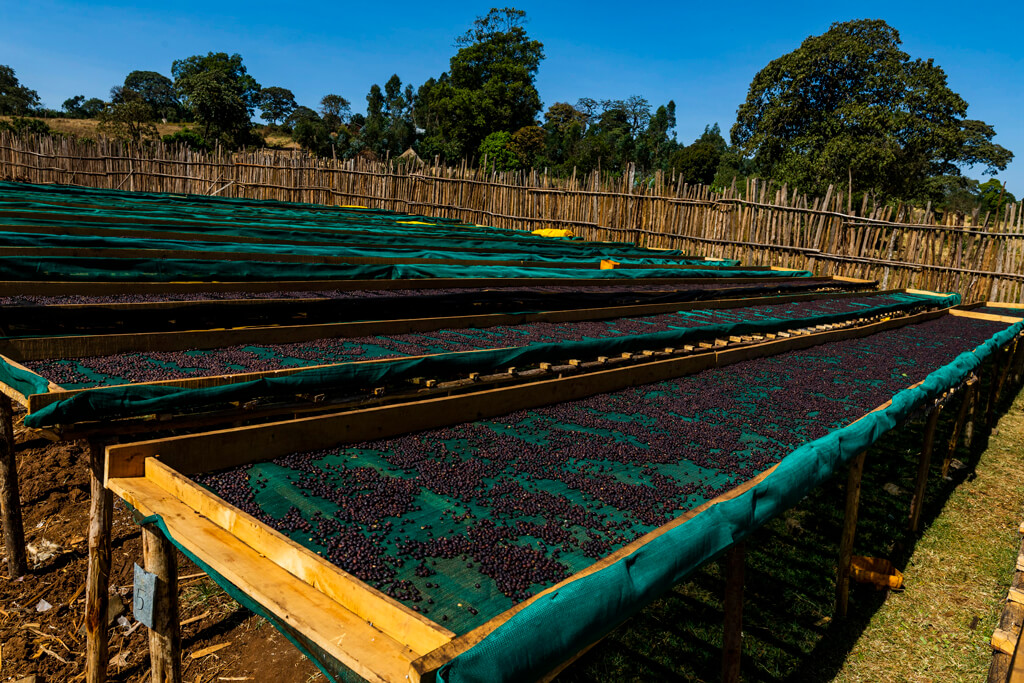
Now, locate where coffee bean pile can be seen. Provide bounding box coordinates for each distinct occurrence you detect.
[24,293,926,389]
[0,279,845,307]
[193,313,1007,633]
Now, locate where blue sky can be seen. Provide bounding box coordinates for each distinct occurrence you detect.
[3,1,1023,195]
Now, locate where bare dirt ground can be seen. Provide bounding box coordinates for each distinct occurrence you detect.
[0,429,320,683]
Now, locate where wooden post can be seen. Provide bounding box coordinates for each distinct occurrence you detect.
[837,450,867,618]
[908,405,941,532]
[86,440,113,683]
[142,524,182,683]
[721,542,745,683]
[0,394,27,577]
[942,383,976,478]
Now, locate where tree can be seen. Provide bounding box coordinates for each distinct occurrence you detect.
[478,131,520,171]
[258,86,297,125]
[79,98,106,118]
[172,52,261,147]
[116,71,181,121]
[97,100,159,142]
[732,19,1013,199]
[978,179,1016,217]
[62,95,86,117]
[320,94,351,128]
[0,65,40,115]
[670,123,727,185]
[417,8,544,160]
[510,125,545,168]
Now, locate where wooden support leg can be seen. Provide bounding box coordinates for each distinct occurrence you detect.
[721,542,745,683]
[909,405,941,532]
[942,383,976,478]
[86,440,113,683]
[142,524,182,683]
[0,395,27,578]
[992,346,1015,410]
[837,451,867,618]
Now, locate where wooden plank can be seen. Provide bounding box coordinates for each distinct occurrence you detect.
[144,458,455,654]
[950,309,1024,324]
[108,476,422,683]
[104,307,949,480]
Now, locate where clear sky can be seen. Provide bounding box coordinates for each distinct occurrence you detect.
[3,1,1022,195]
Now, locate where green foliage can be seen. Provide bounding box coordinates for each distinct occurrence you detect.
[478,131,520,171]
[62,95,85,117]
[117,71,182,121]
[79,98,106,119]
[0,116,51,136]
[0,65,41,115]
[417,8,544,160]
[978,179,1016,216]
[162,129,210,152]
[320,94,351,128]
[670,124,727,185]
[510,125,545,168]
[172,52,261,148]
[97,100,159,142]
[359,75,415,158]
[258,86,297,125]
[732,19,1014,199]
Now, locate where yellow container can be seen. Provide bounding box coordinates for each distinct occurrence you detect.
[850,556,904,590]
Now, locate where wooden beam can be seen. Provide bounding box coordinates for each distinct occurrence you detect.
[0,394,27,577]
[942,382,976,478]
[142,523,182,683]
[721,542,745,683]
[949,309,1024,324]
[86,440,113,683]
[909,405,942,532]
[837,451,868,618]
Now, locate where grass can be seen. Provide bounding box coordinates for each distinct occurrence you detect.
[557,367,1024,682]
[0,117,300,149]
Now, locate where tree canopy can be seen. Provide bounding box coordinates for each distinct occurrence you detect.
[172,52,261,147]
[115,71,181,121]
[258,86,297,124]
[416,8,544,160]
[731,19,1013,199]
[0,65,40,115]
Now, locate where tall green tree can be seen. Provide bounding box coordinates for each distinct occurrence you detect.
[320,94,351,128]
[115,71,181,121]
[732,19,1013,199]
[98,100,159,142]
[172,52,261,147]
[0,65,40,115]
[670,123,727,185]
[417,8,544,160]
[258,86,297,125]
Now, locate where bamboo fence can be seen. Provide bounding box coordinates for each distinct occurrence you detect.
[1,132,1022,301]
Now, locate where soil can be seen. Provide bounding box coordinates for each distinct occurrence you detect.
[0,425,321,683]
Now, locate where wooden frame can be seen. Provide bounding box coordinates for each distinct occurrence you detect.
[100,305,984,681]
